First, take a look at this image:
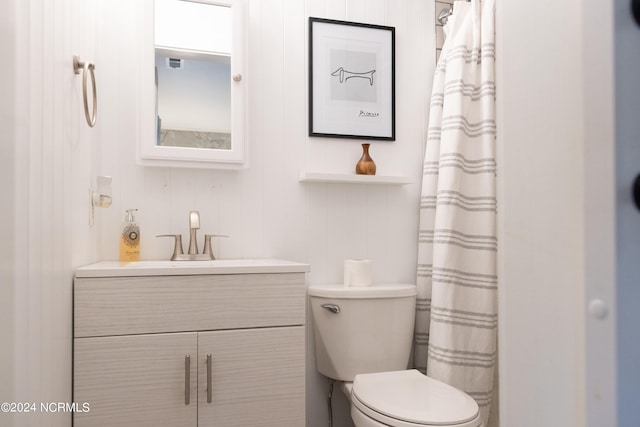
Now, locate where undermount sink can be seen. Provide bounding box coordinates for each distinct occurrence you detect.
[74,259,310,278]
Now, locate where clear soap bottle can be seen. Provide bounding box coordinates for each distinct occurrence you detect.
[120,209,140,262]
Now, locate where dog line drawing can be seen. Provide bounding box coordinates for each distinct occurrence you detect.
[331,67,376,86]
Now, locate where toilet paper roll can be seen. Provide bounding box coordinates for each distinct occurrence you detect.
[343,259,373,287]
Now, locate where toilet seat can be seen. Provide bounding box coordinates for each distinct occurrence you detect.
[351,370,481,427]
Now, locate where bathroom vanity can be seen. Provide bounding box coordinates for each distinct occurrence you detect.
[73,259,309,427]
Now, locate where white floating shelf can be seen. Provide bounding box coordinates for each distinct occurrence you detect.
[299,171,412,185]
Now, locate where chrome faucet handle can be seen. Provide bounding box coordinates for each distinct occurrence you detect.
[188,211,200,255]
[203,234,229,260]
[157,234,184,261]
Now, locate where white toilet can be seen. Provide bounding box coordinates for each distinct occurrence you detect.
[308,283,482,427]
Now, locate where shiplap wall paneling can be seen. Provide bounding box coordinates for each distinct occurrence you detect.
[95,1,435,426]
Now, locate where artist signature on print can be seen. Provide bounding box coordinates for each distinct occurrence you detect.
[359,110,379,118]
[331,67,376,86]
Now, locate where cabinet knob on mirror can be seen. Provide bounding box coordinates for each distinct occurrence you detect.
[233,74,242,82]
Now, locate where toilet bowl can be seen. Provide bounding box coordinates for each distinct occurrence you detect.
[349,370,481,427]
[308,284,481,427]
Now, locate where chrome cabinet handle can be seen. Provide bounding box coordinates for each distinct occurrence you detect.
[321,303,341,314]
[184,355,191,405]
[207,353,213,403]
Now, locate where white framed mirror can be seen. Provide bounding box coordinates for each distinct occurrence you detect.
[138,0,246,168]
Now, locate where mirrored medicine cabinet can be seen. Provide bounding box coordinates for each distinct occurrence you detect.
[138,0,246,168]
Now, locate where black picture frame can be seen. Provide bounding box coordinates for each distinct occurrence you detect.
[309,17,395,141]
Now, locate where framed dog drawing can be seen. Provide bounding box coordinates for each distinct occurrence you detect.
[309,18,395,141]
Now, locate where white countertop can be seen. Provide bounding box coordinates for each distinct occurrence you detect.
[75,259,310,278]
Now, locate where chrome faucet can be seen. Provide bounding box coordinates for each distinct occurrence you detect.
[188,211,200,255]
[157,210,228,261]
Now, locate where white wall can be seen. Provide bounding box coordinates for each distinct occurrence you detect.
[0,0,18,421]
[96,1,435,426]
[1,0,101,426]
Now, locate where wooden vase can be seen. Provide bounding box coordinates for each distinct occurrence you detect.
[355,143,376,175]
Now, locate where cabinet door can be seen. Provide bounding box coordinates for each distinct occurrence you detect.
[198,326,305,426]
[74,333,198,427]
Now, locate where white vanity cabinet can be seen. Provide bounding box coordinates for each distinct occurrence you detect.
[73,260,309,427]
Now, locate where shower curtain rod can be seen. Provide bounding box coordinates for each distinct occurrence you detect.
[437,0,472,25]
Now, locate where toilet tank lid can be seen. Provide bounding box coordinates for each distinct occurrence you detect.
[308,284,416,299]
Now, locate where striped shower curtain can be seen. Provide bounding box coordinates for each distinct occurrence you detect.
[414,0,497,425]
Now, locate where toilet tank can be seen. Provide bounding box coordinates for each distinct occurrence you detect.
[308,284,416,381]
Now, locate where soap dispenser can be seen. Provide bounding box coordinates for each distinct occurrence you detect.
[120,209,140,262]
